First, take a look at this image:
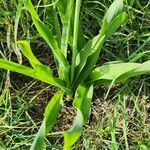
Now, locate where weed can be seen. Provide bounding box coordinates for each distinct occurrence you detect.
[0,0,150,149]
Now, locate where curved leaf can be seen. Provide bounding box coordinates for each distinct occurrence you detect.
[31,91,63,150]
[72,35,106,91]
[63,108,83,150]
[104,12,128,38]
[24,0,69,70]
[101,0,123,36]
[89,61,150,85]
[0,59,67,92]
[73,84,93,122]
[63,84,93,149]
[17,40,42,67]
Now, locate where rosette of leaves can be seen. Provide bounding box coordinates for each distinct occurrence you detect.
[0,0,150,149]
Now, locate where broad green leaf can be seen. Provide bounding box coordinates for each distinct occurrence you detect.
[63,84,93,149]
[63,108,83,150]
[72,35,106,91]
[0,58,36,78]
[72,0,126,91]
[132,61,150,76]
[31,91,63,150]
[43,0,61,47]
[24,0,69,70]
[75,34,101,73]
[104,12,128,38]
[17,40,42,67]
[0,59,67,91]
[101,0,123,36]
[73,84,93,122]
[89,62,144,84]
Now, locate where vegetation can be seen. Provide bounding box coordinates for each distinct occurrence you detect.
[0,0,150,149]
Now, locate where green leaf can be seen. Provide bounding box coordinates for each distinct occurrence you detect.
[30,121,45,150]
[63,84,93,149]
[101,0,123,36]
[0,58,35,78]
[72,0,126,91]
[0,59,67,91]
[75,34,101,73]
[24,0,69,70]
[57,0,85,51]
[57,0,68,23]
[63,108,83,150]
[73,84,93,122]
[43,0,61,47]
[31,91,63,150]
[132,61,150,76]
[61,0,74,58]
[104,12,128,38]
[89,62,150,85]
[17,40,42,67]
[72,35,106,91]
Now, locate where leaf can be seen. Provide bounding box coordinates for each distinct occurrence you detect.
[72,0,126,91]
[24,0,69,70]
[89,62,150,85]
[0,58,36,78]
[30,121,46,150]
[57,0,68,23]
[104,12,128,38]
[75,34,101,72]
[57,0,85,51]
[101,0,123,36]
[61,0,74,58]
[63,84,93,149]
[0,59,67,91]
[43,0,61,47]
[72,35,106,91]
[63,108,83,150]
[132,61,150,76]
[31,91,63,150]
[73,84,93,122]
[17,40,42,67]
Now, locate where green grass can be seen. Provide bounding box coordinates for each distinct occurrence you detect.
[0,0,150,149]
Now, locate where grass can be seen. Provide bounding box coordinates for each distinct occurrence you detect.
[0,0,150,149]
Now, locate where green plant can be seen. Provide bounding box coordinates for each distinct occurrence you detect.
[0,0,150,149]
